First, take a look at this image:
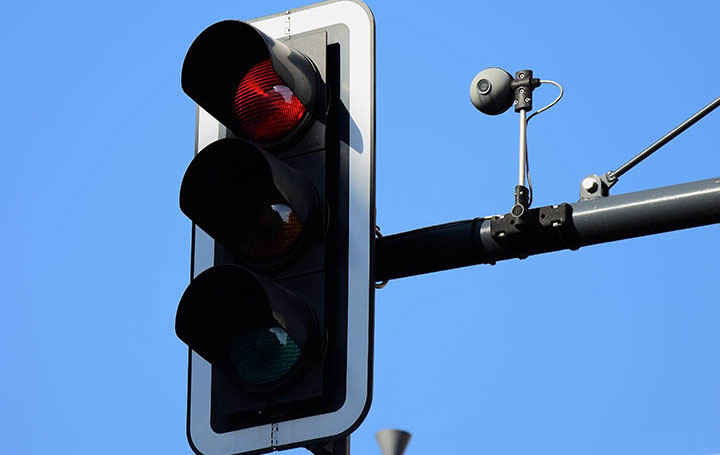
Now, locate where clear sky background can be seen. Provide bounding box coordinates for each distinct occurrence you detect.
[1,1,719,454]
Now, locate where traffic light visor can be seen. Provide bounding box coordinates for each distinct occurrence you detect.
[179,138,321,267]
[182,20,320,146]
[176,265,319,390]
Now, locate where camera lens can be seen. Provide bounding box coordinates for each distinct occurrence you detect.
[477,79,491,95]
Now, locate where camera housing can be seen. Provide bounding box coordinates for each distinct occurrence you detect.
[469,67,514,115]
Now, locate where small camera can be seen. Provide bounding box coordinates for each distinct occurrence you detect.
[469,67,514,115]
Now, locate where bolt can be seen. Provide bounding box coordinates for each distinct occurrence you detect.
[519,88,525,93]
[582,177,599,193]
[524,97,531,102]
[519,73,525,79]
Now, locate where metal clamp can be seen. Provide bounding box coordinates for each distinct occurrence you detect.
[490,202,579,258]
[374,225,389,289]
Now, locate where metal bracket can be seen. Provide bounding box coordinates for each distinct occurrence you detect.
[510,69,541,112]
[374,225,388,289]
[491,202,578,257]
[579,173,611,200]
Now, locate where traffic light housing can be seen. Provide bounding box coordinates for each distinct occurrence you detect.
[181,20,323,149]
[176,2,375,454]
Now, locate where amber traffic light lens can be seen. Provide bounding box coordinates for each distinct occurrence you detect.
[233,59,306,142]
[237,203,303,261]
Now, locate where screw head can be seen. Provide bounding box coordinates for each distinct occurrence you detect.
[582,177,599,193]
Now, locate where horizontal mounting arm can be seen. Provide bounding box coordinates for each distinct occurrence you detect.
[376,177,720,282]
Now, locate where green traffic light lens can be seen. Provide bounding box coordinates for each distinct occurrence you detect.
[230,326,301,385]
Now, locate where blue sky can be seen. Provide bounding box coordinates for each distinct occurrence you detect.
[1,1,719,455]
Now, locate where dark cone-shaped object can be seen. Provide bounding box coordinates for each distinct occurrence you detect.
[376,429,411,455]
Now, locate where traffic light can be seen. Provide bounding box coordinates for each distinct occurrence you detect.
[175,2,375,454]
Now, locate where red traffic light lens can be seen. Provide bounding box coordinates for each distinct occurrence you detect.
[233,59,306,142]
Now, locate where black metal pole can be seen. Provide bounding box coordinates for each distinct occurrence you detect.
[307,436,350,455]
[376,177,720,282]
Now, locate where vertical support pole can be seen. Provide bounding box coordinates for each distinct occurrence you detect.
[518,108,528,187]
[513,108,531,219]
[307,436,350,455]
[509,70,539,218]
